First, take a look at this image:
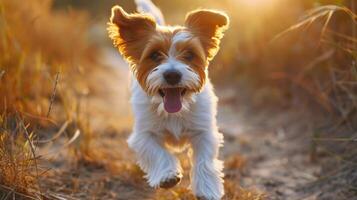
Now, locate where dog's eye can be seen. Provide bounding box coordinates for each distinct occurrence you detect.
[149,51,162,62]
[184,51,195,61]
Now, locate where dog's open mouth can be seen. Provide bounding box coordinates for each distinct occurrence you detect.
[159,88,186,113]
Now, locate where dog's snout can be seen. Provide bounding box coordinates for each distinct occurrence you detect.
[163,69,182,85]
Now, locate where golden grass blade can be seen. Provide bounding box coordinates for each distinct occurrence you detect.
[272,5,357,43]
[270,16,315,43]
[0,184,38,200]
[17,114,43,196]
[39,129,81,158]
[36,120,70,144]
[0,70,4,79]
[271,11,328,43]
[46,72,60,118]
[46,192,80,200]
[19,111,57,125]
[64,129,80,147]
[319,10,334,44]
[321,39,357,56]
[303,5,337,18]
[327,29,357,43]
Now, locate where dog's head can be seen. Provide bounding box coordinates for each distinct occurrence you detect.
[108,6,229,113]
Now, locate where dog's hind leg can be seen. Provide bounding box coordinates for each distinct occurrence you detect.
[190,131,224,200]
[127,131,182,188]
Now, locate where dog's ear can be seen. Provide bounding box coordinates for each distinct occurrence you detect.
[108,6,157,63]
[185,9,229,61]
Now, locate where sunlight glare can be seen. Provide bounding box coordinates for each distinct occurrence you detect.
[239,0,277,9]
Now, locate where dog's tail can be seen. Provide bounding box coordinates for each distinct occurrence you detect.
[134,0,165,25]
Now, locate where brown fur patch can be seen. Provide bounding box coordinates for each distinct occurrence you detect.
[185,9,229,61]
[107,6,156,64]
[136,30,173,90]
[174,36,208,91]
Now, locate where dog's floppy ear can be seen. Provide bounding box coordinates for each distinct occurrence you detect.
[108,6,157,63]
[185,9,229,61]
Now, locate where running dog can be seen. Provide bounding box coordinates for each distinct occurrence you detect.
[108,4,229,199]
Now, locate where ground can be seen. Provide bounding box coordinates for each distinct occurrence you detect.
[219,88,321,200]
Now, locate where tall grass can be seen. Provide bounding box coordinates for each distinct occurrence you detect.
[270,3,357,197]
[0,112,43,198]
[0,0,98,117]
[0,0,100,196]
[271,4,356,112]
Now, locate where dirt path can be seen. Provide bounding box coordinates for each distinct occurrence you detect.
[218,88,321,200]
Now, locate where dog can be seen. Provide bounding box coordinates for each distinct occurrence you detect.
[108,4,229,200]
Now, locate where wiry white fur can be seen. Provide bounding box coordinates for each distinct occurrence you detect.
[171,31,192,47]
[134,0,165,25]
[127,32,224,200]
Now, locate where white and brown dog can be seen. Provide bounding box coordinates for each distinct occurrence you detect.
[108,4,229,200]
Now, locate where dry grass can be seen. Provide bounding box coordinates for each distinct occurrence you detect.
[0,0,96,116]
[0,0,101,197]
[0,113,43,198]
[269,4,357,198]
[223,180,265,200]
[276,4,357,150]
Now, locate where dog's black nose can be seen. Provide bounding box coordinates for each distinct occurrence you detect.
[163,69,182,85]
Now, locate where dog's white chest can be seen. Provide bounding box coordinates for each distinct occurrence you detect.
[159,115,187,140]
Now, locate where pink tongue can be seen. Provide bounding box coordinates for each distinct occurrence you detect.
[163,88,182,113]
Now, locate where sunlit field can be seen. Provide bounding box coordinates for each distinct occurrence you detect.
[0,0,356,199]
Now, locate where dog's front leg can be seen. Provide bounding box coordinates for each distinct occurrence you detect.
[190,131,224,200]
[127,131,182,188]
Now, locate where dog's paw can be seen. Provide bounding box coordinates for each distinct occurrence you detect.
[159,173,181,189]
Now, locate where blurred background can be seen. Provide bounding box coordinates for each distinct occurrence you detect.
[0,0,356,199]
